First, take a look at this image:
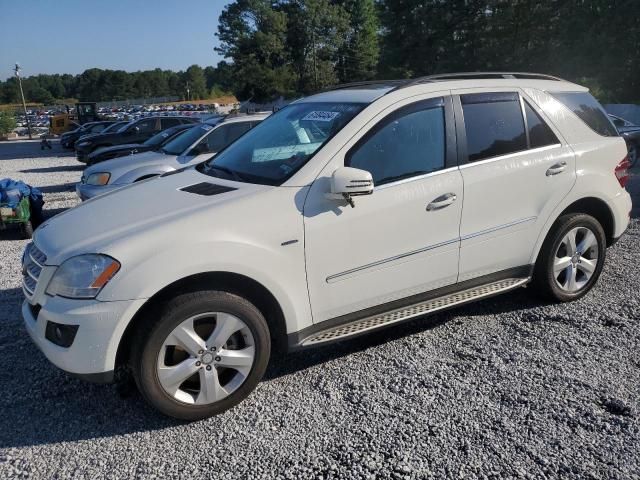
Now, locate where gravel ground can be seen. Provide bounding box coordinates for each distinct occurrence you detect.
[0,141,639,479]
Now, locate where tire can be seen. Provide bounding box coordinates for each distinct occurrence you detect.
[20,220,33,239]
[533,213,606,302]
[131,291,271,420]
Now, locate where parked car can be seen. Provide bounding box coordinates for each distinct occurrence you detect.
[60,121,117,149]
[74,116,200,163]
[86,124,196,166]
[76,114,267,200]
[22,73,632,420]
[608,114,640,167]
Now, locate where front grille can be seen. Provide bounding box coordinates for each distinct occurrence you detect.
[22,243,47,297]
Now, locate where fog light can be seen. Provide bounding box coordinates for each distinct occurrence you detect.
[45,321,79,348]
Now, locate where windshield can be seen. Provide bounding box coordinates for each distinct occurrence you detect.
[144,127,181,148]
[198,102,366,185]
[161,124,209,155]
[102,122,124,133]
[116,121,132,133]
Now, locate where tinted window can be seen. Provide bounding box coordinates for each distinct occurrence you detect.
[161,125,209,155]
[161,118,181,129]
[524,101,559,148]
[348,102,446,186]
[225,122,252,145]
[551,92,617,137]
[462,93,527,162]
[205,125,229,152]
[134,118,156,133]
[90,123,107,133]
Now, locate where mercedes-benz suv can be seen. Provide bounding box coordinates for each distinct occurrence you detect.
[22,73,632,420]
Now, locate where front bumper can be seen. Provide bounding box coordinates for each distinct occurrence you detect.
[76,182,123,201]
[22,295,146,382]
[75,146,91,163]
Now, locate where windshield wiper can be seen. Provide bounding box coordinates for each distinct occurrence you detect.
[206,164,245,182]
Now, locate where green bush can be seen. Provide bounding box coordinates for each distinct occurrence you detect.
[0,111,17,136]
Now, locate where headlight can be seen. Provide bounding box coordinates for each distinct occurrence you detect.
[77,141,90,147]
[86,172,111,185]
[22,242,32,266]
[46,254,120,299]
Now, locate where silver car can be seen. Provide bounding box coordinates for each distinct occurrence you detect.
[76,113,268,200]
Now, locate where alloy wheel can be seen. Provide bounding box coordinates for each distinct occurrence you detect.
[553,226,599,292]
[156,312,255,405]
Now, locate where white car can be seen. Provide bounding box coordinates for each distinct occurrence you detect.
[22,73,632,420]
[76,114,268,200]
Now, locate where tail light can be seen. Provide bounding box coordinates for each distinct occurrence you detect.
[615,155,631,188]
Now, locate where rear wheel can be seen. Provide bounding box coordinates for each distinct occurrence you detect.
[533,214,606,302]
[132,291,271,420]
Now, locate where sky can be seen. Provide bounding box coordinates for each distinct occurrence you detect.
[0,0,233,80]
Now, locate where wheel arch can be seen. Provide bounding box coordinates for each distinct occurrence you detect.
[115,271,287,371]
[531,195,617,266]
[559,197,615,245]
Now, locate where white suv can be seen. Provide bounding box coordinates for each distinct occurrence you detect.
[21,73,632,420]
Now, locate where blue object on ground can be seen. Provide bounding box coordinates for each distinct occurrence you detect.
[0,178,44,216]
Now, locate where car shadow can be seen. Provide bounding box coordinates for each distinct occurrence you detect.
[38,182,76,194]
[0,140,74,160]
[20,165,84,174]
[0,286,544,449]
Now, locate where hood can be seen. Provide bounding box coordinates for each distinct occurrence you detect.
[90,143,147,156]
[84,150,170,179]
[35,168,269,265]
[79,131,120,144]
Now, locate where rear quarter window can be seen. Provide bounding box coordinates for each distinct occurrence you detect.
[551,92,618,137]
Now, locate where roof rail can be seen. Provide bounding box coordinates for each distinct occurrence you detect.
[390,72,565,92]
[322,72,566,95]
[425,72,565,81]
[321,79,407,92]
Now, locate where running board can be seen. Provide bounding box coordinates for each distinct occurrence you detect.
[300,277,529,347]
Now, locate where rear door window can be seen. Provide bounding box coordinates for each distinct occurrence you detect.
[524,101,560,148]
[135,118,157,133]
[161,118,181,129]
[551,92,617,137]
[461,92,527,162]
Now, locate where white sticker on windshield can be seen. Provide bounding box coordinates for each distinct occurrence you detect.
[201,125,213,131]
[302,111,340,122]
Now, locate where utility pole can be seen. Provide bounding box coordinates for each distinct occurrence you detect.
[14,63,32,140]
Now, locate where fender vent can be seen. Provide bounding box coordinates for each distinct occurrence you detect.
[180,182,237,196]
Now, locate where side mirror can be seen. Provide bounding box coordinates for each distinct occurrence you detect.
[329,166,374,208]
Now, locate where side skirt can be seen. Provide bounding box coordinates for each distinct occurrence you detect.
[288,266,532,351]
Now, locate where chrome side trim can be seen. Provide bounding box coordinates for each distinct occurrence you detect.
[326,237,459,283]
[303,277,529,345]
[374,166,459,190]
[460,216,537,241]
[458,144,561,169]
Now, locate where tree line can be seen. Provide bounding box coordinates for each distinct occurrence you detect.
[0,64,234,105]
[216,0,640,103]
[3,0,638,106]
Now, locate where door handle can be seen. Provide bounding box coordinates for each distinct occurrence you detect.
[546,161,567,176]
[427,193,457,211]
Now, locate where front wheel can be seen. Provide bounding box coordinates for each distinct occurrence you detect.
[132,291,271,420]
[533,213,606,302]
